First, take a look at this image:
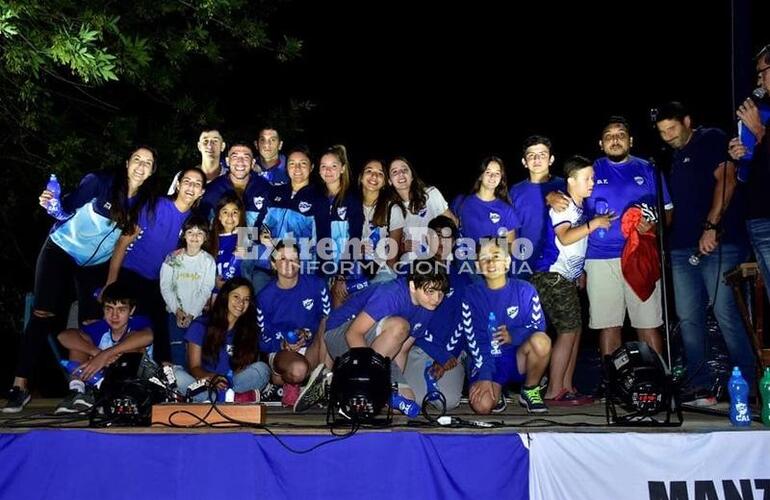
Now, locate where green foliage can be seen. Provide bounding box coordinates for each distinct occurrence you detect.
[0,0,309,342]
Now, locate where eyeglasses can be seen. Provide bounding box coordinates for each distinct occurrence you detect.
[758,66,770,77]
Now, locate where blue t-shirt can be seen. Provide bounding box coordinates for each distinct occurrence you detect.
[585,156,673,259]
[198,174,271,227]
[256,154,289,186]
[185,317,241,375]
[256,274,331,353]
[454,194,520,242]
[668,127,747,249]
[422,262,473,364]
[461,279,546,382]
[262,183,332,262]
[49,171,128,266]
[215,233,242,282]
[509,177,567,275]
[326,278,435,340]
[123,198,191,280]
[82,315,152,347]
[329,191,365,270]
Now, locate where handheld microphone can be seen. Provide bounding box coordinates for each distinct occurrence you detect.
[688,251,704,266]
[750,86,767,103]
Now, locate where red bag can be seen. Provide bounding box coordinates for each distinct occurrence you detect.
[620,206,660,301]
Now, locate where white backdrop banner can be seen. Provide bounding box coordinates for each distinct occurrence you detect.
[529,431,770,500]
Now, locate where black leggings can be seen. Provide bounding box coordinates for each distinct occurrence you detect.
[16,238,107,379]
[117,268,170,364]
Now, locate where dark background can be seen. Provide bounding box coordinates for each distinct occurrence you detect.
[4,0,769,394]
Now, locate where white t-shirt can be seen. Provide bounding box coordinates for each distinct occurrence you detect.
[547,199,588,281]
[400,187,448,260]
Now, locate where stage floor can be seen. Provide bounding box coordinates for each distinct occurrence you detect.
[0,397,761,434]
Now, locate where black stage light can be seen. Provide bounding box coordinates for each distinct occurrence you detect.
[327,347,392,426]
[605,341,682,426]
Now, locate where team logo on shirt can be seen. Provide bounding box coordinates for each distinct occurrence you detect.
[103,201,112,210]
[497,227,508,237]
[596,179,608,185]
[254,196,264,210]
[302,298,314,310]
[298,201,312,213]
[226,344,234,356]
[418,208,427,218]
[412,322,423,333]
[273,196,282,202]
[337,207,347,220]
[489,212,501,224]
[634,176,645,186]
[507,306,519,319]
[446,287,455,298]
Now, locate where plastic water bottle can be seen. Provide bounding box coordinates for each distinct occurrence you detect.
[760,367,770,426]
[595,199,609,239]
[424,360,441,402]
[489,312,502,357]
[284,329,299,344]
[728,366,751,427]
[60,360,105,387]
[45,174,69,220]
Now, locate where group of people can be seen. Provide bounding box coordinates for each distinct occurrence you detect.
[4,45,770,417]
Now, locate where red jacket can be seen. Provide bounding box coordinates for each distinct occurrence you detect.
[621,206,660,301]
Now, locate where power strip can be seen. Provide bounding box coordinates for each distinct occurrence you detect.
[151,403,266,427]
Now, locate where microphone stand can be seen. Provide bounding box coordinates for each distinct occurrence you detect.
[648,108,674,373]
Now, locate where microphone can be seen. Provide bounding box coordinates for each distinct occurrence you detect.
[688,251,705,266]
[750,86,768,103]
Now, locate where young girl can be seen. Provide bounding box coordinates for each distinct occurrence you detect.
[257,240,330,407]
[209,193,247,296]
[104,166,206,364]
[454,156,519,246]
[174,277,271,400]
[319,145,365,307]
[4,146,158,413]
[388,157,456,262]
[160,215,217,366]
[359,159,404,283]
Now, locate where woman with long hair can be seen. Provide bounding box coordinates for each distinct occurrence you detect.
[359,159,404,282]
[103,166,206,364]
[453,156,519,245]
[174,277,270,400]
[319,145,364,306]
[4,147,159,413]
[388,157,456,262]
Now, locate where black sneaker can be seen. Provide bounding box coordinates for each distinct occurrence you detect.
[491,392,507,413]
[260,383,283,406]
[294,364,330,413]
[2,386,31,414]
[518,385,548,414]
[55,389,94,415]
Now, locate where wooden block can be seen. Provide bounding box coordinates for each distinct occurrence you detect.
[151,403,266,427]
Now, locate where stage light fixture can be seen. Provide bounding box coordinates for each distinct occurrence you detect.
[326,347,392,426]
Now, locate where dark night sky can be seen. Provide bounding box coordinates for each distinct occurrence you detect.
[207,1,765,196]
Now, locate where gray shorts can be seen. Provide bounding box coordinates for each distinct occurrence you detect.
[324,317,406,385]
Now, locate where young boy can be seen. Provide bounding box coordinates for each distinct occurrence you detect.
[294,259,449,414]
[530,155,613,405]
[54,281,153,414]
[463,239,552,414]
[509,135,567,277]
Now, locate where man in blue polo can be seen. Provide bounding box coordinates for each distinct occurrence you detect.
[583,116,672,359]
[253,127,289,186]
[657,101,753,405]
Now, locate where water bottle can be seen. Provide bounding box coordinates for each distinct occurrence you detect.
[760,367,770,426]
[60,360,105,388]
[424,360,441,402]
[366,225,380,261]
[728,366,751,427]
[45,174,69,220]
[488,312,502,357]
[284,329,299,344]
[595,199,609,239]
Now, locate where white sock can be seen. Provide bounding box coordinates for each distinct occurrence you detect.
[69,379,85,393]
